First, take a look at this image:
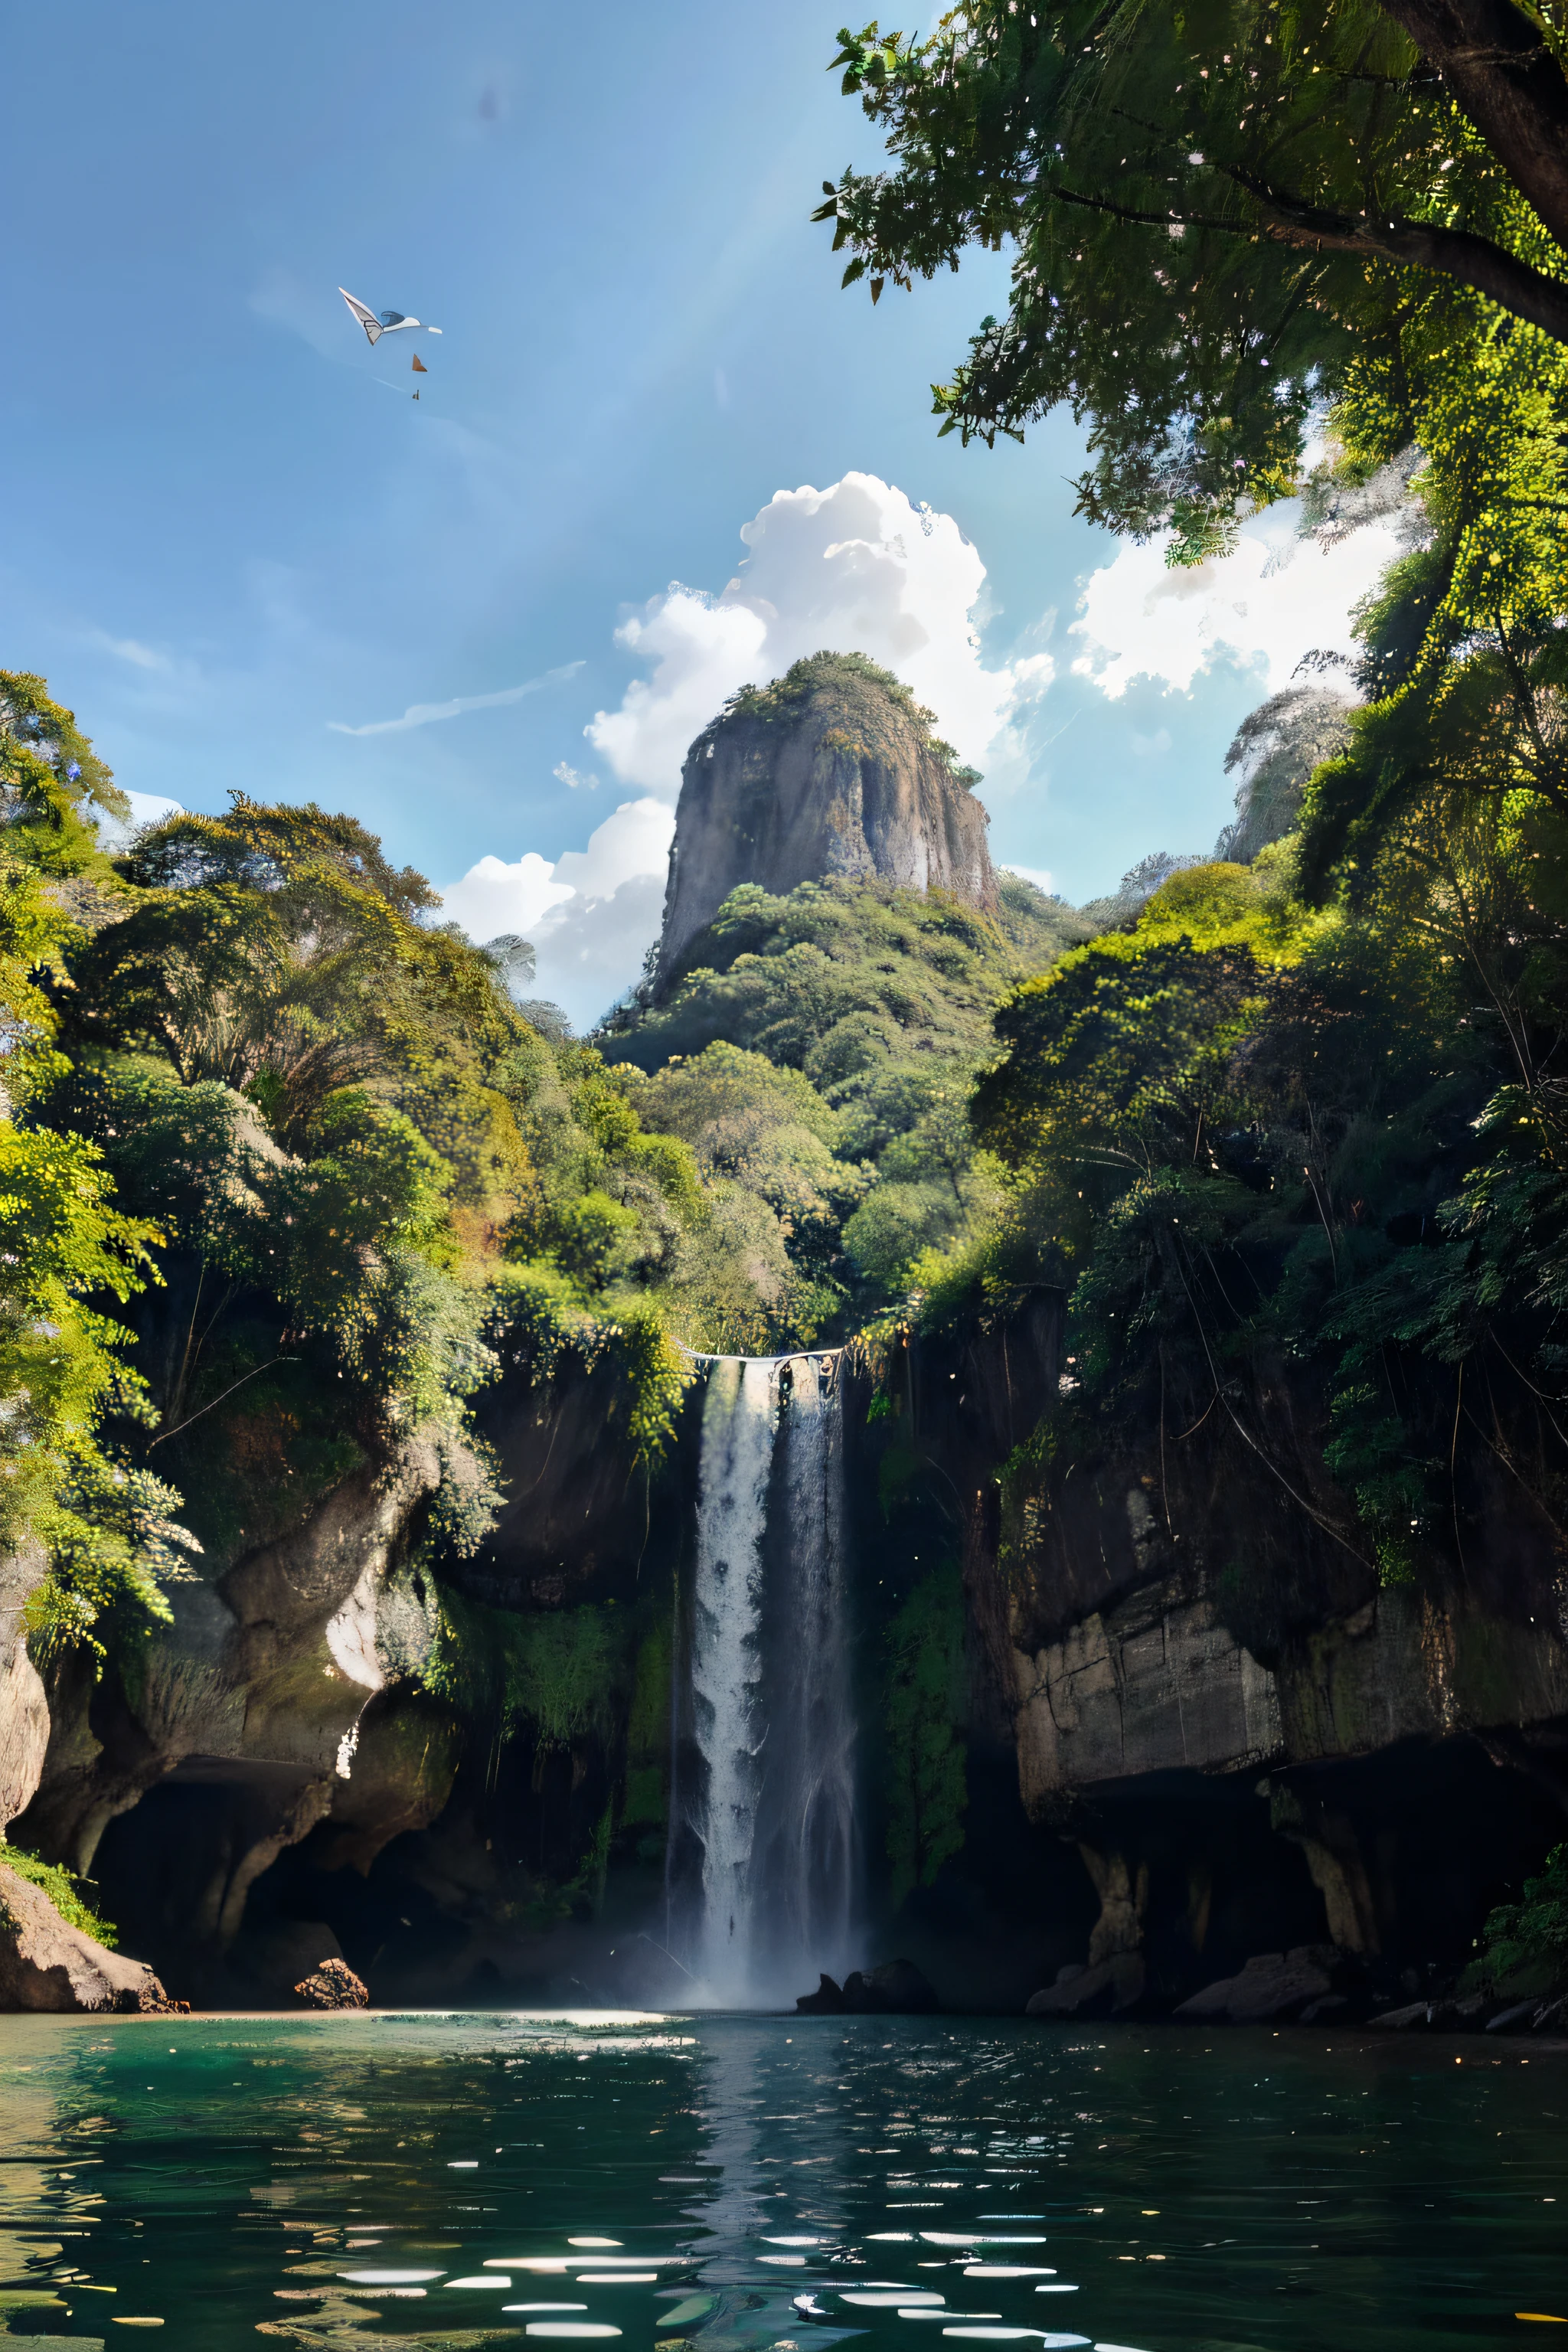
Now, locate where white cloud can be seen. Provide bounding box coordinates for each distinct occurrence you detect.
[328,662,583,737]
[439,473,1057,1028]
[585,471,1055,799]
[547,795,674,906]
[96,632,168,671]
[436,797,675,1031]
[1069,507,1403,701]
[433,849,575,942]
[126,788,182,828]
[1003,863,1056,897]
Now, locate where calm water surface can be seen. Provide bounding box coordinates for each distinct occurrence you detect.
[0,2013,1562,2352]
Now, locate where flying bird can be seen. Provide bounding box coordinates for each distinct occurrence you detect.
[339,286,443,345]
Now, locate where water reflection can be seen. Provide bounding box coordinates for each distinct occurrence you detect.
[0,2014,1560,2352]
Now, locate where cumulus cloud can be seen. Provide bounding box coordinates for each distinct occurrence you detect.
[433,849,575,942]
[585,471,1055,797]
[436,797,675,1031]
[328,662,583,737]
[437,472,1055,1028]
[1069,508,1403,700]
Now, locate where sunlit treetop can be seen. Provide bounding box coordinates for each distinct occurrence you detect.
[817,0,1568,557]
[1,671,128,864]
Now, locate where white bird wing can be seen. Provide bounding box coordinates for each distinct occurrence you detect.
[339,287,383,345]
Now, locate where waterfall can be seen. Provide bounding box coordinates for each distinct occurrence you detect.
[689,1358,778,2002]
[678,1352,859,2006]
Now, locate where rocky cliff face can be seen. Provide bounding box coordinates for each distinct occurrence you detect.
[655,652,997,988]
[0,1338,688,2009]
[857,1301,1568,2019]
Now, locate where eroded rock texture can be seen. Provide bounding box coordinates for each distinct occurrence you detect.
[846,1296,1568,2017]
[655,655,996,988]
[10,1436,458,2003]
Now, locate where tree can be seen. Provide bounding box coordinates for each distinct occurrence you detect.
[2,671,128,875]
[0,837,196,1655]
[816,0,1568,554]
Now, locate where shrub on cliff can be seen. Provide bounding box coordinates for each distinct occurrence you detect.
[0,681,201,1655]
[945,744,1568,1604]
[1472,1846,1568,1993]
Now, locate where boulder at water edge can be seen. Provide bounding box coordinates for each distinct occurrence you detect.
[293,1956,370,2009]
[1173,1945,1339,2024]
[1026,1952,1146,2017]
[0,1862,177,2013]
[844,1958,940,2014]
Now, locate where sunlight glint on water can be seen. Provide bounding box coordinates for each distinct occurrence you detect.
[0,2012,1563,2352]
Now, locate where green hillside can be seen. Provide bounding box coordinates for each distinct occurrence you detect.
[599,871,1092,1338]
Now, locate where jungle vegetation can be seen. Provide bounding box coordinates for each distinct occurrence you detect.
[0,677,843,1671]
[601,866,1089,1335]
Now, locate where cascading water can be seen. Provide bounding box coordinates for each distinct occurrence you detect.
[677,1352,860,2006]
[688,1358,778,2001]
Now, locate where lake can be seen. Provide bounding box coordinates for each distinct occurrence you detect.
[0,2013,1562,2351]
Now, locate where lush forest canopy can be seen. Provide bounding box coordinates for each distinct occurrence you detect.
[1,681,853,1661]
[817,0,1568,562]
[601,845,1091,1335]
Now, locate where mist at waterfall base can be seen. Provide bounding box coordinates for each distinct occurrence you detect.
[667,1354,861,2008]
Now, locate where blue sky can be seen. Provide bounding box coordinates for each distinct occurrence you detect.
[4,1,1397,1025]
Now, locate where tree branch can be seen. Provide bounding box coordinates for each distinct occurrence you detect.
[1254,200,1568,345]
[1052,173,1568,345]
[1375,0,1568,256]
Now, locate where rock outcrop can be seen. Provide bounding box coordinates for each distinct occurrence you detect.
[844,1301,1568,2017]
[293,1955,369,2009]
[0,1864,176,2012]
[9,1436,456,2001]
[1173,1945,1338,2024]
[655,652,996,988]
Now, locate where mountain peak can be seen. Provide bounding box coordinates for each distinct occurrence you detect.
[654,651,997,990]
